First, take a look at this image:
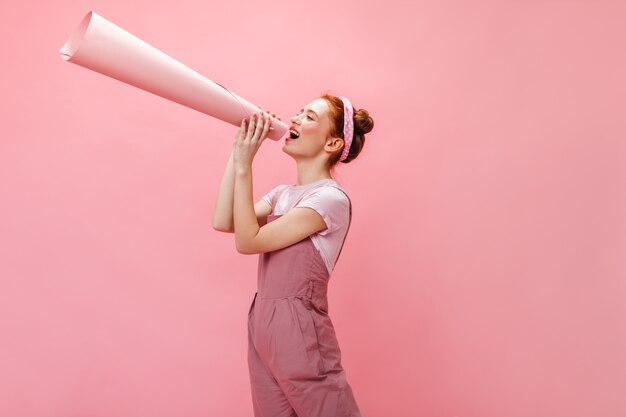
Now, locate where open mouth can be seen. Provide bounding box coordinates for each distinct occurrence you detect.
[289,128,300,139]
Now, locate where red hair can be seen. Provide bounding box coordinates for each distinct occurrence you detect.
[321,94,374,165]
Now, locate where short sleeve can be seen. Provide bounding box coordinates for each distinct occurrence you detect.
[295,186,350,235]
[261,184,289,210]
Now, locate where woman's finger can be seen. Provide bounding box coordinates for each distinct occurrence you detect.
[236,118,246,142]
[264,111,277,130]
[244,113,256,142]
[260,112,271,138]
[249,112,261,143]
[267,111,275,130]
[251,112,264,143]
[256,112,270,143]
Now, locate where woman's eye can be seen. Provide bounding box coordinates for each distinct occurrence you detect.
[307,115,314,120]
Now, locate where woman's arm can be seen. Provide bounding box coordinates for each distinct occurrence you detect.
[233,168,327,254]
[232,111,327,253]
[213,108,281,233]
[212,146,272,233]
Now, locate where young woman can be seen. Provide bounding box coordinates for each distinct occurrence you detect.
[212,94,374,417]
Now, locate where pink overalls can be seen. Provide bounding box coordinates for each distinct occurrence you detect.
[246,187,362,417]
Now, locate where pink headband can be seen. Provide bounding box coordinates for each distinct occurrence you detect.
[338,96,354,162]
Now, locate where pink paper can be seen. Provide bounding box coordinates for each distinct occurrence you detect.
[59,11,287,140]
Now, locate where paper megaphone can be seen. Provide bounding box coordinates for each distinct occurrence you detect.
[60,11,287,140]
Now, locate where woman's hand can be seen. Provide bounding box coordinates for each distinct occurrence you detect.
[255,105,282,123]
[233,111,272,174]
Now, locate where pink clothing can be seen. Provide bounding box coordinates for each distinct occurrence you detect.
[247,213,362,417]
[261,179,351,275]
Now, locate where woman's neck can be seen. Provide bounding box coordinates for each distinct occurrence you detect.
[295,158,332,186]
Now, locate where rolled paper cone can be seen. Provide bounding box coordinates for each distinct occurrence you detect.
[59,11,287,140]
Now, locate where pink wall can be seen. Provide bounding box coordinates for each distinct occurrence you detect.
[1,1,625,416]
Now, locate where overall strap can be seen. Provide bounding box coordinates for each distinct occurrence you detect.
[325,185,352,271]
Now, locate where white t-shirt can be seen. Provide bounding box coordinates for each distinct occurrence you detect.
[261,179,351,275]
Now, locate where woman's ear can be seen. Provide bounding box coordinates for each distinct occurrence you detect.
[325,137,344,154]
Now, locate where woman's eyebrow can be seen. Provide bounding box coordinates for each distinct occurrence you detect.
[300,108,319,117]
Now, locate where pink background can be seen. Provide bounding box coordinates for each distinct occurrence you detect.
[1,1,625,416]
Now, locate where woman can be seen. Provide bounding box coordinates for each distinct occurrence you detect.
[212,94,374,417]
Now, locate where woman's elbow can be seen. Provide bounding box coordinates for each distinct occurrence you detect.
[235,240,259,254]
[212,219,234,233]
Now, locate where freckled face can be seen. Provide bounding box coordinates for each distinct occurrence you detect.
[283,98,332,159]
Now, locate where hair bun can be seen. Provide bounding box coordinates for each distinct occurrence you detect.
[354,108,374,135]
